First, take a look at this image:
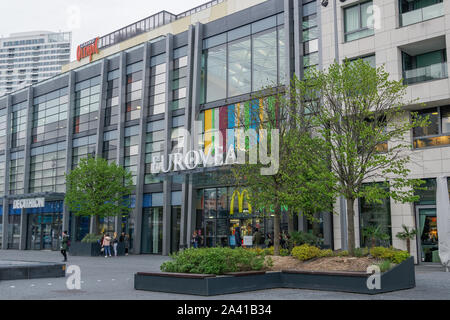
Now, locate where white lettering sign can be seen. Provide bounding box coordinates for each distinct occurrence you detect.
[13,198,45,209]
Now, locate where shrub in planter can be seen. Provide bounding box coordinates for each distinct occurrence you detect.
[291,244,322,261]
[370,246,410,264]
[377,260,392,272]
[264,247,274,255]
[353,247,369,257]
[160,247,270,275]
[280,248,290,256]
[289,231,321,247]
[81,233,102,243]
[319,249,334,258]
[336,250,349,257]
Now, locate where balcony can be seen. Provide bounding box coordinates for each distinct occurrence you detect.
[400,1,443,27]
[403,62,448,85]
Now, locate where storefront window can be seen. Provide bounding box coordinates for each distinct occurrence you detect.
[7,206,21,249]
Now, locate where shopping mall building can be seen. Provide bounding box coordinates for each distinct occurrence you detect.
[0,0,449,263]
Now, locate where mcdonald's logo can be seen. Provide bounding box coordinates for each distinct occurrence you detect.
[230,189,252,215]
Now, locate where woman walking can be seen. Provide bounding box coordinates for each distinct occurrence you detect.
[112,232,119,257]
[103,234,112,258]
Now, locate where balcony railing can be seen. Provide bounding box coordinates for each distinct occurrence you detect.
[401,2,444,27]
[403,62,448,85]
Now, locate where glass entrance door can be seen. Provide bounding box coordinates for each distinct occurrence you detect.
[416,206,440,263]
[141,207,163,254]
[27,213,62,250]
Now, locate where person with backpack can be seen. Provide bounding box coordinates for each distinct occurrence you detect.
[60,231,70,262]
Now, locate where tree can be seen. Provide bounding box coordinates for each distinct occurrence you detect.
[362,225,390,250]
[299,59,427,254]
[65,156,134,234]
[229,84,337,256]
[396,224,418,254]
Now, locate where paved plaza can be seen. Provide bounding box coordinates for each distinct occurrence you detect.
[0,250,449,300]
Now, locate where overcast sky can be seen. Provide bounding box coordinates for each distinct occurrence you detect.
[0,0,209,60]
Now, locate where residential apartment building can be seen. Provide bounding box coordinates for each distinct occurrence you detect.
[0,31,71,97]
[0,0,448,264]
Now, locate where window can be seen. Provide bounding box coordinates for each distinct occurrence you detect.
[252,28,278,91]
[73,76,101,134]
[348,54,376,68]
[149,56,166,115]
[105,70,119,126]
[124,126,139,185]
[145,120,164,184]
[344,1,375,42]
[202,44,227,103]
[30,142,66,193]
[228,37,251,97]
[9,151,24,195]
[11,101,27,148]
[200,15,285,104]
[72,135,96,169]
[400,0,444,27]
[359,183,392,248]
[402,49,447,85]
[32,88,68,143]
[171,54,188,111]
[126,62,143,121]
[413,106,450,148]
[102,130,117,164]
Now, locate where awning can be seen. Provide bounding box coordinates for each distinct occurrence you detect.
[436,176,450,271]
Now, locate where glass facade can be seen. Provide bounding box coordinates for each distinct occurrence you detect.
[72,135,96,169]
[9,151,24,195]
[201,13,285,104]
[32,88,68,143]
[30,142,66,193]
[172,47,188,111]
[105,69,119,127]
[124,125,139,185]
[102,130,118,164]
[125,62,143,121]
[145,120,165,184]
[74,76,101,134]
[149,54,166,115]
[11,101,27,148]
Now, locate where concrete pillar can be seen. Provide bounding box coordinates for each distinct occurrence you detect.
[133,42,152,254]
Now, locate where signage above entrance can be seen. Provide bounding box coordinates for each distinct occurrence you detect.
[13,198,45,210]
[77,37,99,62]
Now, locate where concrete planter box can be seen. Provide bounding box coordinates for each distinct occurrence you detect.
[0,261,66,280]
[69,242,125,256]
[134,257,415,296]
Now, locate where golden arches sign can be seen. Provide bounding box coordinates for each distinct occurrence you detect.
[230,189,252,215]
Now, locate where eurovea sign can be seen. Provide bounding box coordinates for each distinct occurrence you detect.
[13,198,45,209]
[77,38,99,62]
[150,127,280,176]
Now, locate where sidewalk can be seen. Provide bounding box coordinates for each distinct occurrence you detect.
[0,250,449,300]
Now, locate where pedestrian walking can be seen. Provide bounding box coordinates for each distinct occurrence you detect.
[191,231,199,248]
[252,228,262,248]
[124,233,130,256]
[60,231,70,262]
[235,226,242,247]
[103,234,112,257]
[112,232,119,256]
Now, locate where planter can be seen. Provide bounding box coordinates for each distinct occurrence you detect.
[134,257,415,296]
[69,242,126,257]
[0,261,66,280]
